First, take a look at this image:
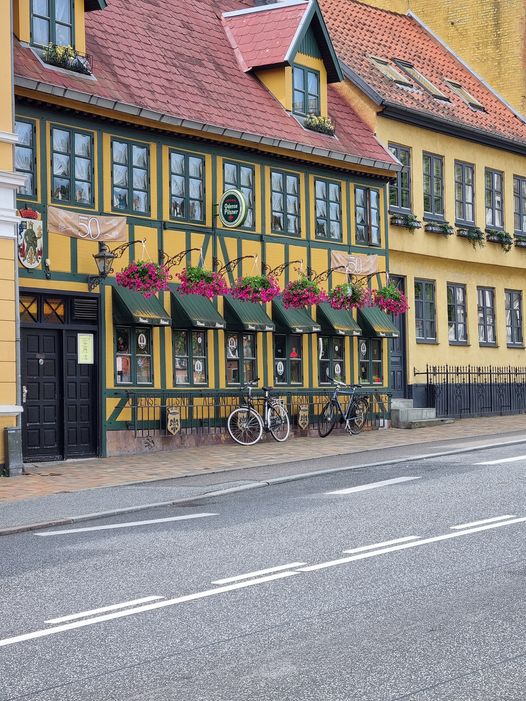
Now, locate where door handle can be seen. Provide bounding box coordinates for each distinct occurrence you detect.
[22,385,28,403]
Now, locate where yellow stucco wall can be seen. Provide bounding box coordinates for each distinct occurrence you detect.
[376,117,526,380]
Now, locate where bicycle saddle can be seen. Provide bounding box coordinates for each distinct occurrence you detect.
[262,386,273,392]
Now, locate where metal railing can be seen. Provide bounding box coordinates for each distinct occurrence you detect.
[416,364,526,418]
[125,389,390,440]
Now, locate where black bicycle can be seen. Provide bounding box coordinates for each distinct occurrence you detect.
[227,378,290,445]
[318,377,369,437]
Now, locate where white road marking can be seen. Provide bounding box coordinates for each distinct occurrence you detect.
[0,571,298,648]
[450,515,516,530]
[34,513,218,535]
[45,597,164,624]
[476,454,526,465]
[212,562,306,585]
[325,476,421,495]
[299,515,526,572]
[343,536,419,554]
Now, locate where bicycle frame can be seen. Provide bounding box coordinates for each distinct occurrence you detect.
[328,385,366,429]
[240,384,279,432]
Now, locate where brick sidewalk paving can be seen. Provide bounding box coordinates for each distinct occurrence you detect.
[1,415,525,503]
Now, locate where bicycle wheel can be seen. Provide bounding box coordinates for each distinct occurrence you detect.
[318,400,338,437]
[348,398,368,434]
[227,407,263,446]
[268,402,290,442]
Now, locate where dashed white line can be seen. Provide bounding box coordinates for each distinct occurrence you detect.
[212,562,306,585]
[476,454,526,465]
[0,571,298,648]
[450,515,516,530]
[342,536,419,554]
[325,476,421,495]
[34,513,218,535]
[298,515,526,573]
[45,597,164,624]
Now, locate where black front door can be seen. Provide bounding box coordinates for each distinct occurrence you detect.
[389,275,407,398]
[64,331,97,458]
[22,328,63,461]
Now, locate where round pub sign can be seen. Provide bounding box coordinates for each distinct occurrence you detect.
[219,189,248,228]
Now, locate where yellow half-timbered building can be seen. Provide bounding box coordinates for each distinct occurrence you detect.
[4,0,400,464]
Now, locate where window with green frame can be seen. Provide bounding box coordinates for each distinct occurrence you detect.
[359,338,382,385]
[423,153,444,219]
[355,186,380,245]
[315,178,341,240]
[115,327,153,385]
[292,65,320,116]
[318,336,345,384]
[226,332,256,385]
[169,150,205,222]
[223,161,254,228]
[271,170,300,235]
[388,144,411,212]
[51,126,93,206]
[274,334,302,385]
[173,330,207,385]
[31,0,73,48]
[14,120,37,198]
[112,139,150,214]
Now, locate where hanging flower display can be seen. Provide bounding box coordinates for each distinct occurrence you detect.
[372,282,409,316]
[230,274,280,303]
[328,282,370,311]
[282,275,327,309]
[177,266,229,299]
[116,260,170,299]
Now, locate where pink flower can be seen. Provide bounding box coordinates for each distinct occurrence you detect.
[116,260,170,298]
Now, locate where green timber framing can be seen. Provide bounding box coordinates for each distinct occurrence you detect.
[15,100,394,458]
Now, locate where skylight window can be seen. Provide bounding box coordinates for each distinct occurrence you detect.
[444,80,485,111]
[393,60,449,100]
[368,56,412,87]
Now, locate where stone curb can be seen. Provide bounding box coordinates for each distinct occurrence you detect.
[2,435,526,536]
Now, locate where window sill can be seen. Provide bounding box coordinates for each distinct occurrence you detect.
[423,214,446,223]
[416,339,439,344]
[479,343,499,348]
[448,341,470,346]
[507,344,525,349]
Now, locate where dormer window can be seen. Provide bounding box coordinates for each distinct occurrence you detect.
[369,57,412,87]
[444,80,485,111]
[32,0,73,47]
[393,60,449,100]
[293,65,320,116]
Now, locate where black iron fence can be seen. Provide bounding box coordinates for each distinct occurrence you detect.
[125,389,390,440]
[416,365,526,418]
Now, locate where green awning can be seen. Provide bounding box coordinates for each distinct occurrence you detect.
[317,302,361,336]
[112,286,171,326]
[224,297,274,332]
[272,296,321,334]
[169,285,225,329]
[358,307,399,338]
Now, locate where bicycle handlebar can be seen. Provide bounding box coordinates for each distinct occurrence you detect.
[326,376,359,389]
[241,378,260,390]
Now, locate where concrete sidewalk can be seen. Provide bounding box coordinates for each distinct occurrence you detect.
[1,414,526,534]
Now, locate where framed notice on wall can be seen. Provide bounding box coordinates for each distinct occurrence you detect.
[77,333,95,364]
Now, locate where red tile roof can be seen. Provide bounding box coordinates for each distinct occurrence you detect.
[223,1,308,72]
[319,0,526,146]
[13,0,397,170]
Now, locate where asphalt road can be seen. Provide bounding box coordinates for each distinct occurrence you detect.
[1,442,526,700]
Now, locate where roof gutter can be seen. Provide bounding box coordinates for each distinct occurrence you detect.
[382,101,526,157]
[14,74,400,173]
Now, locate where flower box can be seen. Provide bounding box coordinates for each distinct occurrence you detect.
[230,274,280,303]
[328,282,370,311]
[42,43,92,75]
[390,213,422,229]
[514,236,526,249]
[116,261,170,299]
[456,227,485,248]
[424,221,454,235]
[177,266,228,299]
[485,229,513,252]
[282,275,327,309]
[303,114,335,136]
